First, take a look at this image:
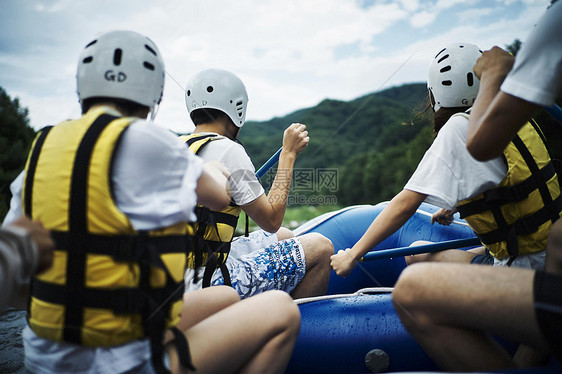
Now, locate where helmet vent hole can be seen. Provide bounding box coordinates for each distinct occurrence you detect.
[434,48,446,59]
[83,56,93,64]
[440,66,451,73]
[467,72,474,86]
[187,90,191,97]
[441,80,452,86]
[207,86,214,93]
[113,49,122,66]
[85,40,97,48]
[437,54,449,64]
[144,44,157,56]
[143,62,155,71]
[236,101,244,117]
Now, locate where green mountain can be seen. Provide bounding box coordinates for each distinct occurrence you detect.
[239,82,562,207]
[239,83,435,206]
[2,82,560,220]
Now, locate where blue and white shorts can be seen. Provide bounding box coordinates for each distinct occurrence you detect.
[184,230,306,299]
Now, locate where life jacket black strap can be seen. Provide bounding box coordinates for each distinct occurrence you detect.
[457,161,557,219]
[476,194,562,248]
[554,158,562,178]
[245,212,250,237]
[64,114,118,343]
[24,126,53,218]
[201,252,232,288]
[185,133,218,150]
[186,135,236,287]
[167,326,196,371]
[512,135,559,224]
[30,278,182,313]
[195,206,239,228]
[50,231,191,260]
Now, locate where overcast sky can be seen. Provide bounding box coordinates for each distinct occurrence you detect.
[0,0,551,133]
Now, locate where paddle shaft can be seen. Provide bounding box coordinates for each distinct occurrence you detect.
[255,147,283,180]
[545,104,562,124]
[361,237,481,262]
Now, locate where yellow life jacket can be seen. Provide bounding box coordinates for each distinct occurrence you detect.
[23,108,191,352]
[456,117,561,261]
[181,133,242,287]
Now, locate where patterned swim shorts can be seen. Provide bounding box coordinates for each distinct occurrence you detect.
[212,237,306,299]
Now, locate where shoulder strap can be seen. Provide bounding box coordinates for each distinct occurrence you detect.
[24,126,53,217]
[185,133,220,155]
[65,113,118,342]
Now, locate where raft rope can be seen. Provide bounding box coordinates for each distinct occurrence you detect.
[294,287,394,305]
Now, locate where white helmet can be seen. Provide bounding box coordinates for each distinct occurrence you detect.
[76,30,165,117]
[185,68,248,127]
[427,43,482,111]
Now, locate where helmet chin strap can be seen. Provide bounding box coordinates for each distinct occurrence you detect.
[150,104,160,121]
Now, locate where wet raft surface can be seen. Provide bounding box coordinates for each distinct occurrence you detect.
[0,308,26,374]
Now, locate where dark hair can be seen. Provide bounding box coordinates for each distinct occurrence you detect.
[413,92,469,138]
[81,97,149,116]
[190,108,231,126]
[433,106,470,136]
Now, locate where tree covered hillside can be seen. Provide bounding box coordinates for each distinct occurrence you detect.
[240,82,562,207]
[239,83,434,206]
[1,82,560,221]
[0,87,36,220]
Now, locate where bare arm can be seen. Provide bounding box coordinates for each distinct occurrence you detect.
[196,161,231,211]
[0,216,54,307]
[467,47,540,161]
[331,189,427,277]
[242,123,309,233]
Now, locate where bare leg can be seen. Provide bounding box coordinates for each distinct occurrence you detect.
[404,246,484,266]
[393,262,549,371]
[514,219,562,366]
[290,232,333,298]
[513,344,551,368]
[546,218,562,273]
[167,290,300,374]
[177,286,240,331]
[276,227,295,241]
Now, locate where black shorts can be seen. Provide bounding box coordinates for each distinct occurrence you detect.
[534,270,562,364]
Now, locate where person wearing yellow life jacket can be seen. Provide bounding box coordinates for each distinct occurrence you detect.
[182,68,333,299]
[393,3,562,370]
[3,30,300,374]
[181,132,242,289]
[331,42,560,278]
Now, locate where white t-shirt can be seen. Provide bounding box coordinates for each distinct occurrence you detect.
[194,132,264,205]
[404,114,507,209]
[4,114,203,229]
[3,108,204,374]
[501,1,562,106]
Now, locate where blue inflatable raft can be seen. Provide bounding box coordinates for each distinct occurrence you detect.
[286,202,493,373]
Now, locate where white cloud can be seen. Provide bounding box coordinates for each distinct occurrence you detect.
[410,11,437,27]
[0,0,552,133]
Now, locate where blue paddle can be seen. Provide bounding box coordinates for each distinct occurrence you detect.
[255,147,283,179]
[545,104,562,123]
[361,237,481,262]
